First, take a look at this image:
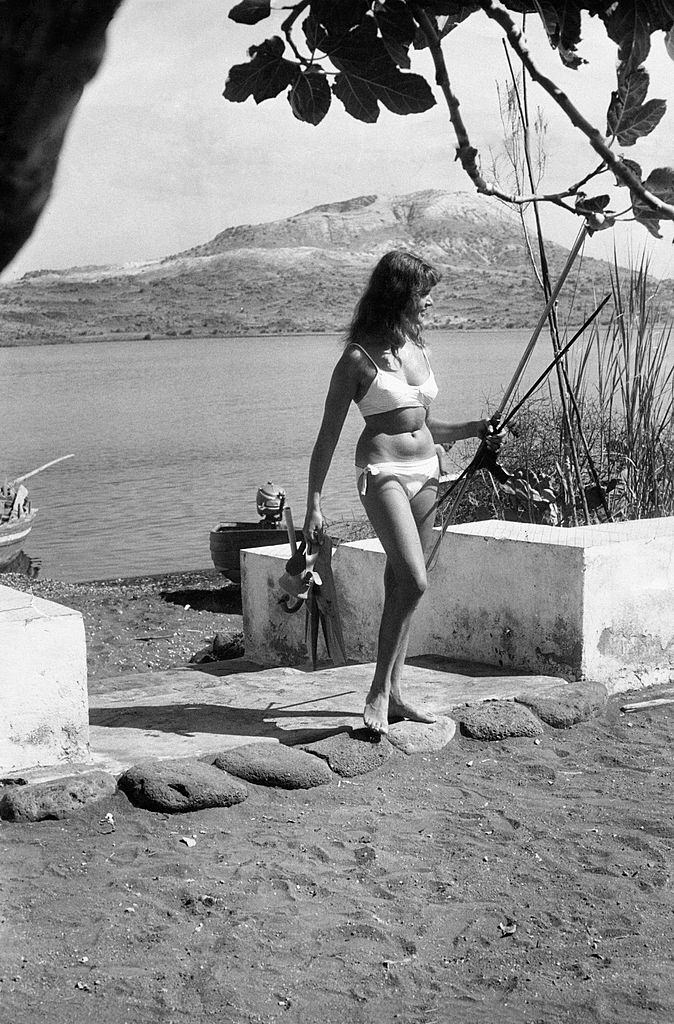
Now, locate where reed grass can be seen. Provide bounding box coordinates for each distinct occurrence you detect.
[452,254,673,526]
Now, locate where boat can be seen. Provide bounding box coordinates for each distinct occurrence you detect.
[0,455,74,570]
[210,481,291,583]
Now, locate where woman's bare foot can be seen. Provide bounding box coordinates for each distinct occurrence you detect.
[363,686,390,735]
[388,696,436,724]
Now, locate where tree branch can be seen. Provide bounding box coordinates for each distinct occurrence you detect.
[412,5,608,217]
[478,0,674,222]
[281,0,311,65]
[411,5,489,192]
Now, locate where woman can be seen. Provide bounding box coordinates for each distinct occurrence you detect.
[303,251,500,735]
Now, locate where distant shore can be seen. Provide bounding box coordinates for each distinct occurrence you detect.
[0,323,614,349]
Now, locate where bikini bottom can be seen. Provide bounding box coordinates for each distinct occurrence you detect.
[356,454,440,499]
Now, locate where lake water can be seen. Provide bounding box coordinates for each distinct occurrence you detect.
[2,330,554,581]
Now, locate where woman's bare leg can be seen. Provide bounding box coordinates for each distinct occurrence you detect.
[388,482,438,723]
[360,477,437,734]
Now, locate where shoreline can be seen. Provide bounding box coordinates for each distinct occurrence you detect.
[0,323,616,349]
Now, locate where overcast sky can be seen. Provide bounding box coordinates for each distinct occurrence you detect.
[5,0,674,280]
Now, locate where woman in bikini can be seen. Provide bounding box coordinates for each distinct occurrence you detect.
[303,250,500,735]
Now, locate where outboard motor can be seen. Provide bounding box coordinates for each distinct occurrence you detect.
[255,481,286,525]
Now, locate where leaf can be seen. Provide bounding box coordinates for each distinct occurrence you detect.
[607,65,667,144]
[331,20,435,122]
[613,156,642,188]
[604,0,652,70]
[303,11,323,52]
[224,36,299,104]
[575,193,611,214]
[644,166,674,203]
[631,167,674,238]
[228,0,271,25]
[374,0,416,69]
[607,65,648,134]
[535,1,585,69]
[310,0,369,36]
[288,67,331,125]
[617,97,666,145]
[413,2,478,45]
[422,0,478,16]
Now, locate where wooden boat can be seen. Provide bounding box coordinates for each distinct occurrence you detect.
[210,520,291,583]
[210,480,291,583]
[0,455,74,570]
[0,500,38,568]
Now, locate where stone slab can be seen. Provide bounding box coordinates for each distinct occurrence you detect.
[516,682,608,728]
[118,758,248,813]
[387,715,456,755]
[302,728,393,777]
[213,742,334,789]
[457,701,544,740]
[82,657,568,777]
[0,770,117,821]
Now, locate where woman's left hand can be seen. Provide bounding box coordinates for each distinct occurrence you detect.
[477,418,505,452]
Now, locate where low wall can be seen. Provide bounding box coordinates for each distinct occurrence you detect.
[242,517,674,694]
[0,585,89,773]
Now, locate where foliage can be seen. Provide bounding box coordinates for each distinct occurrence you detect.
[225,1,674,235]
[451,256,674,525]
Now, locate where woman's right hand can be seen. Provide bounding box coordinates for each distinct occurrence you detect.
[303,508,325,546]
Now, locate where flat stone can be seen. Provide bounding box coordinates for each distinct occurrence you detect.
[457,701,544,741]
[302,728,393,777]
[0,770,117,822]
[118,758,247,812]
[213,742,333,789]
[516,682,608,728]
[387,715,456,755]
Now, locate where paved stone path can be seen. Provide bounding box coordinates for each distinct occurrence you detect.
[84,656,568,775]
[1,657,609,819]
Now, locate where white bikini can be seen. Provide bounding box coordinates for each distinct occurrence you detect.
[351,344,440,498]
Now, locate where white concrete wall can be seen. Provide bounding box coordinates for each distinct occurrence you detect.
[242,517,674,693]
[580,518,674,690]
[0,585,89,773]
[418,523,586,677]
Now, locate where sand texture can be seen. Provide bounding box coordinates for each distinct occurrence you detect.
[0,569,672,1023]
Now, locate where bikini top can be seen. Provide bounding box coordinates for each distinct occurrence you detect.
[351,343,439,419]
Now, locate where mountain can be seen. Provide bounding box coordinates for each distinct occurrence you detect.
[1,189,672,344]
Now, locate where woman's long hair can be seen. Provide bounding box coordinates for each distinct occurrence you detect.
[345,250,441,354]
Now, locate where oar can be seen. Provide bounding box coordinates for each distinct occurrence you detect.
[13,453,74,485]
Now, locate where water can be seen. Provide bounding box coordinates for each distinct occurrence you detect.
[1,330,552,580]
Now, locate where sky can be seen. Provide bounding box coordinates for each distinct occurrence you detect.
[5,0,674,280]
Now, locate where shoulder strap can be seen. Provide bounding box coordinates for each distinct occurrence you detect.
[349,343,379,370]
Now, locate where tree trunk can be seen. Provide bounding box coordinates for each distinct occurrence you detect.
[0,0,123,273]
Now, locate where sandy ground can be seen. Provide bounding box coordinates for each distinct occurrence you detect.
[0,570,672,1024]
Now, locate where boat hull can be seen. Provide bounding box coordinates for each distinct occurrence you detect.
[210,521,290,583]
[0,509,37,568]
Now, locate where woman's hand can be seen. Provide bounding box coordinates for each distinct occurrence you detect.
[477,418,505,453]
[435,443,455,480]
[303,508,325,546]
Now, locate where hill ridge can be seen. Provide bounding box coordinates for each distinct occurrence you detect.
[1,189,671,344]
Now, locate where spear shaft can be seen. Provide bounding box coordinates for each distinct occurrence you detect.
[494,224,588,421]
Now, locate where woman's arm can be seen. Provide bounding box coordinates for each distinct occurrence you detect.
[427,416,486,445]
[428,416,504,454]
[303,353,360,540]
